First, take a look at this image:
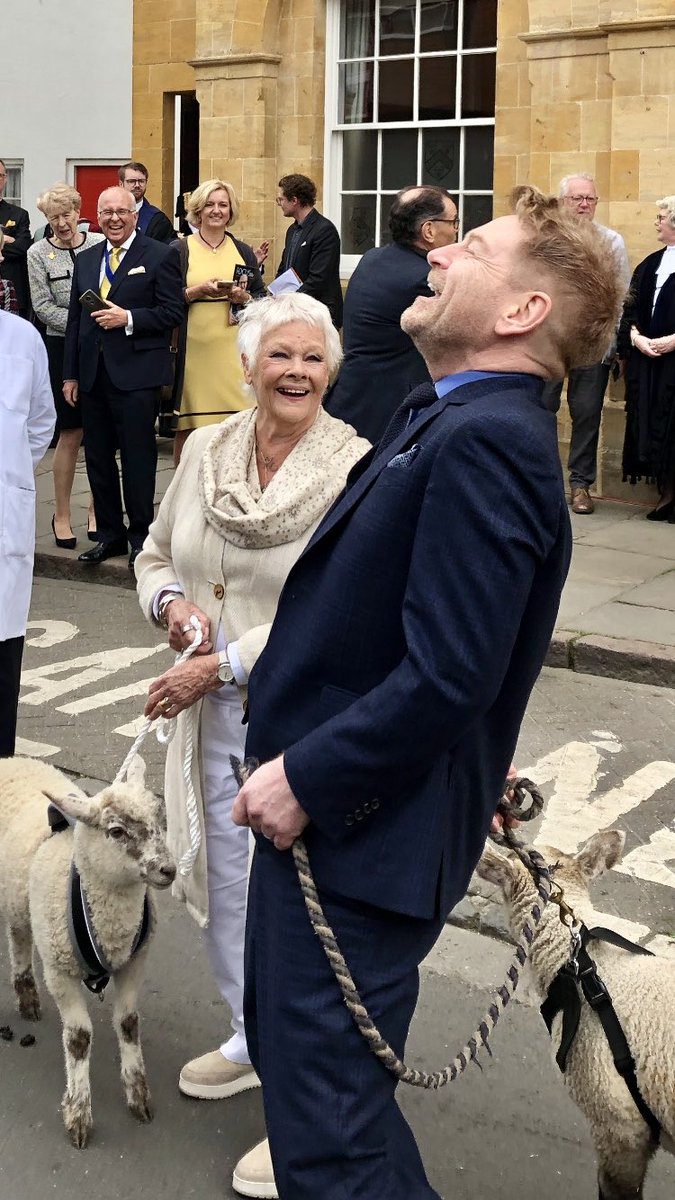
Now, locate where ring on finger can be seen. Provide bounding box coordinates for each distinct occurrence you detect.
[158,697,171,712]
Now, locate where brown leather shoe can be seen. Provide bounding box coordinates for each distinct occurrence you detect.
[571,487,594,514]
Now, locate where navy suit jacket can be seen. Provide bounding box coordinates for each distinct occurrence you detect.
[0,199,31,312]
[63,233,183,393]
[246,375,572,921]
[277,209,343,328]
[136,198,175,244]
[325,242,432,442]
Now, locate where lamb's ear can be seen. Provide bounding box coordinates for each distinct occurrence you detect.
[475,841,517,894]
[230,755,259,788]
[42,789,100,828]
[125,755,147,788]
[575,830,625,881]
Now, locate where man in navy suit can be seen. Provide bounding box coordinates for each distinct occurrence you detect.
[325,185,459,442]
[231,188,625,1199]
[63,187,183,571]
[119,161,176,244]
[276,173,343,328]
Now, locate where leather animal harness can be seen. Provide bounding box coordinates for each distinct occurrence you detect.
[48,804,151,995]
[541,923,661,1144]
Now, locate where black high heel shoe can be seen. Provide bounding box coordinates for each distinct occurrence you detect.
[51,515,77,550]
[87,515,100,543]
[645,500,675,522]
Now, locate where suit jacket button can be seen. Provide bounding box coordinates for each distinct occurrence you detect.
[371,799,380,810]
[363,801,371,814]
[355,808,364,820]
[213,583,224,600]
[345,814,355,826]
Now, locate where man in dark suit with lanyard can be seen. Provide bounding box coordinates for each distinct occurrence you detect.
[0,158,32,316]
[119,161,176,244]
[230,187,626,1199]
[276,173,343,328]
[63,186,183,571]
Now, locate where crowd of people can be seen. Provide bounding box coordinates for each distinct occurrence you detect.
[0,155,668,1199]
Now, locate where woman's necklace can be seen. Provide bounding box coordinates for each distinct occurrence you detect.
[198,229,227,253]
[255,428,306,491]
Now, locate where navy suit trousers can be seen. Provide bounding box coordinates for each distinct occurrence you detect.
[244,843,444,1200]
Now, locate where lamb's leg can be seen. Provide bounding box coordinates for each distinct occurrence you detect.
[111,954,153,1123]
[44,968,94,1148]
[597,1143,650,1200]
[7,920,40,1020]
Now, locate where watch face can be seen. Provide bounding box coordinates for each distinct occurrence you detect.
[218,660,234,684]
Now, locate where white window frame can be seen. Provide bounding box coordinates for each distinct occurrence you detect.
[1,159,23,208]
[324,0,496,275]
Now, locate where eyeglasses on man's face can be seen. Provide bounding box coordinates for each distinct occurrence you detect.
[565,195,598,205]
[124,177,146,186]
[432,216,460,230]
[98,208,136,219]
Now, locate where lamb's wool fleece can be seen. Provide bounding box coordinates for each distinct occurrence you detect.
[478,831,675,1198]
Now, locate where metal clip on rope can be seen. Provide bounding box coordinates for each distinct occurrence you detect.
[292,775,553,1089]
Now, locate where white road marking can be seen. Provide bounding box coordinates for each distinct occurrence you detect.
[14,736,59,758]
[617,827,675,889]
[25,620,78,648]
[59,676,159,714]
[114,716,147,739]
[19,644,167,706]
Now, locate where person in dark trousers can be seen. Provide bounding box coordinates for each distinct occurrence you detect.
[229,187,626,1200]
[63,186,184,573]
[275,173,343,328]
[325,185,459,443]
[119,161,175,244]
[0,158,32,317]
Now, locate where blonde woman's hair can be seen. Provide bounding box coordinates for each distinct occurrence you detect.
[37,182,82,217]
[656,196,675,229]
[510,185,627,373]
[237,293,343,385]
[186,179,239,228]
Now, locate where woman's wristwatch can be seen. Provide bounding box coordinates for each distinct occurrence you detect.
[216,651,235,686]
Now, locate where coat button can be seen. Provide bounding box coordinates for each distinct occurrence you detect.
[372,799,380,810]
[345,814,355,826]
[213,583,224,600]
[363,801,371,814]
[355,808,364,820]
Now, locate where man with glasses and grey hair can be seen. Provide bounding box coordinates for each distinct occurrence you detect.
[63,187,183,571]
[0,158,32,317]
[325,186,459,442]
[543,172,630,513]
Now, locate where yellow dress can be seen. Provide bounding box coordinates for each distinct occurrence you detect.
[176,235,253,431]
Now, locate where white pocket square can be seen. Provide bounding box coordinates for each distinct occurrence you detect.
[386,444,420,469]
[128,266,146,275]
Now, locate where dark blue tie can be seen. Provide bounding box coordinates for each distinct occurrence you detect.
[377,381,439,452]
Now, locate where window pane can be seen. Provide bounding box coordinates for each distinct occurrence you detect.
[419,55,457,120]
[462,193,493,234]
[379,195,398,246]
[422,128,460,189]
[463,0,497,50]
[378,58,414,122]
[340,0,376,59]
[379,0,416,57]
[381,129,418,190]
[339,61,374,123]
[341,195,377,254]
[342,130,378,190]
[464,125,494,190]
[4,167,22,206]
[420,0,458,53]
[460,52,496,118]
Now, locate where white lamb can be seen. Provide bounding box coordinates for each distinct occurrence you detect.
[0,754,175,1148]
[477,830,675,1199]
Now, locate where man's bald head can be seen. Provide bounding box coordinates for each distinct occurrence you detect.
[97,186,137,247]
[389,186,458,252]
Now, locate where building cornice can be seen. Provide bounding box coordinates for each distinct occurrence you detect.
[189,53,282,69]
[521,16,675,45]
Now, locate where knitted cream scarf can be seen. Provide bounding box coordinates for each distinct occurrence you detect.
[198,407,369,549]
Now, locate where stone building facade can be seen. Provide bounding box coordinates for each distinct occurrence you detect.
[133,0,675,497]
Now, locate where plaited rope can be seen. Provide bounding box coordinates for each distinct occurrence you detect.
[113,618,203,876]
[291,777,553,1088]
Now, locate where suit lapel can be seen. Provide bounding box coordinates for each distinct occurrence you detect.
[107,234,145,301]
[80,242,105,295]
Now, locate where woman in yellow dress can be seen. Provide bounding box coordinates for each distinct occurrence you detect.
[172,179,265,464]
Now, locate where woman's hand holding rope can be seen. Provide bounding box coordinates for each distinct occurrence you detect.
[162,598,212,654]
[145,655,223,721]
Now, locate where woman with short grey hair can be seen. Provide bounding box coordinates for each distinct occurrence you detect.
[27,183,103,547]
[135,293,369,1103]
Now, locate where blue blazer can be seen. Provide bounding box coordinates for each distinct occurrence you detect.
[63,233,184,393]
[324,242,432,442]
[246,376,572,921]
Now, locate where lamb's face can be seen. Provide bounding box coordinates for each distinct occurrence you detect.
[97,787,176,889]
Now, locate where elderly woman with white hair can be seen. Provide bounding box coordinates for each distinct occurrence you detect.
[135,292,369,1102]
[620,194,675,519]
[27,183,103,547]
[170,178,266,465]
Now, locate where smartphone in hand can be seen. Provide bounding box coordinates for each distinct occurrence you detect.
[79,289,107,314]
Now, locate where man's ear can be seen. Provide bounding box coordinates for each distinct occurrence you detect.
[495,291,552,339]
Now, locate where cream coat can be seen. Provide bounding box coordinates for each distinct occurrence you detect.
[0,312,55,641]
[136,417,369,926]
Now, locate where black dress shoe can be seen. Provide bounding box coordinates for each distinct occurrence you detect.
[128,547,141,572]
[51,514,77,550]
[646,500,675,522]
[78,539,128,565]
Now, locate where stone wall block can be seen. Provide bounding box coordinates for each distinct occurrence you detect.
[612,95,669,150]
[531,102,581,152]
[170,18,197,62]
[581,98,612,151]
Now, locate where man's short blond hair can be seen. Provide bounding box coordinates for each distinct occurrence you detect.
[186,180,239,228]
[510,185,626,373]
